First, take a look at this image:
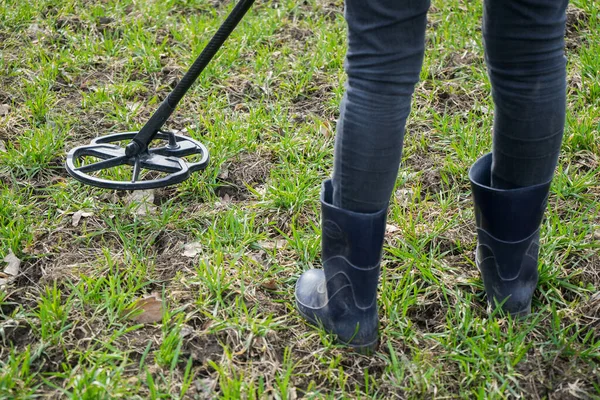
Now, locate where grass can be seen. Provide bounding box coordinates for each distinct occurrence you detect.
[1,0,599,398]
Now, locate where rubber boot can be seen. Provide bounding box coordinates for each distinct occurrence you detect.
[469,153,551,316]
[295,180,386,353]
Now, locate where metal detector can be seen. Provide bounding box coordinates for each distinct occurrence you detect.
[65,0,255,190]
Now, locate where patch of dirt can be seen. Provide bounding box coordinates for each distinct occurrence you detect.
[565,6,590,50]
[0,319,32,348]
[308,1,342,21]
[225,76,265,111]
[13,258,45,289]
[434,51,480,80]
[152,64,183,94]
[55,16,85,31]
[273,25,313,45]
[289,75,336,121]
[183,331,224,365]
[432,87,474,114]
[578,291,600,333]
[579,253,600,287]
[518,348,599,399]
[406,301,446,333]
[151,187,175,206]
[559,249,600,290]
[216,151,273,200]
[153,231,195,283]
[402,153,445,197]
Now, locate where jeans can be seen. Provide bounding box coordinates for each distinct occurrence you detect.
[331,0,569,213]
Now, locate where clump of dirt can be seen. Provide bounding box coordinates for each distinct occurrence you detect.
[290,75,336,121]
[406,301,446,332]
[518,347,599,399]
[55,17,85,32]
[184,332,224,364]
[433,88,473,114]
[156,65,182,92]
[566,6,590,50]
[0,320,32,348]
[226,76,265,110]
[403,153,445,197]
[434,51,480,80]
[216,151,273,200]
[273,25,313,44]
[153,231,195,282]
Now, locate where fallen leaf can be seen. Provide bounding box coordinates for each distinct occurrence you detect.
[258,239,287,250]
[386,224,400,234]
[72,210,93,227]
[127,190,156,216]
[183,242,202,257]
[261,279,278,291]
[222,193,231,203]
[0,250,21,287]
[0,104,9,116]
[125,293,163,324]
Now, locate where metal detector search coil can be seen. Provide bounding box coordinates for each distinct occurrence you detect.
[66,131,209,190]
[65,0,255,190]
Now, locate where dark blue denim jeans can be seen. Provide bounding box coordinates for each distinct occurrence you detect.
[331,0,569,213]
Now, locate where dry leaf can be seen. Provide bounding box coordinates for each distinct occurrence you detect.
[125,293,163,324]
[386,224,400,234]
[261,279,279,291]
[127,190,156,216]
[72,210,93,227]
[0,250,21,287]
[183,242,202,257]
[258,239,287,250]
[0,104,9,116]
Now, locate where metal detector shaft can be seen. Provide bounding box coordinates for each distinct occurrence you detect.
[125,0,256,157]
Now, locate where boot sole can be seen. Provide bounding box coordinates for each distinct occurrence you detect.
[297,305,379,354]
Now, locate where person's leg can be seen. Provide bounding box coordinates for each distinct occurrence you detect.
[470,0,568,315]
[332,0,430,213]
[295,0,430,352]
[485,0,568,189]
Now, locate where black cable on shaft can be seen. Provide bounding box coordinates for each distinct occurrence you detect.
[167,0,256,107]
